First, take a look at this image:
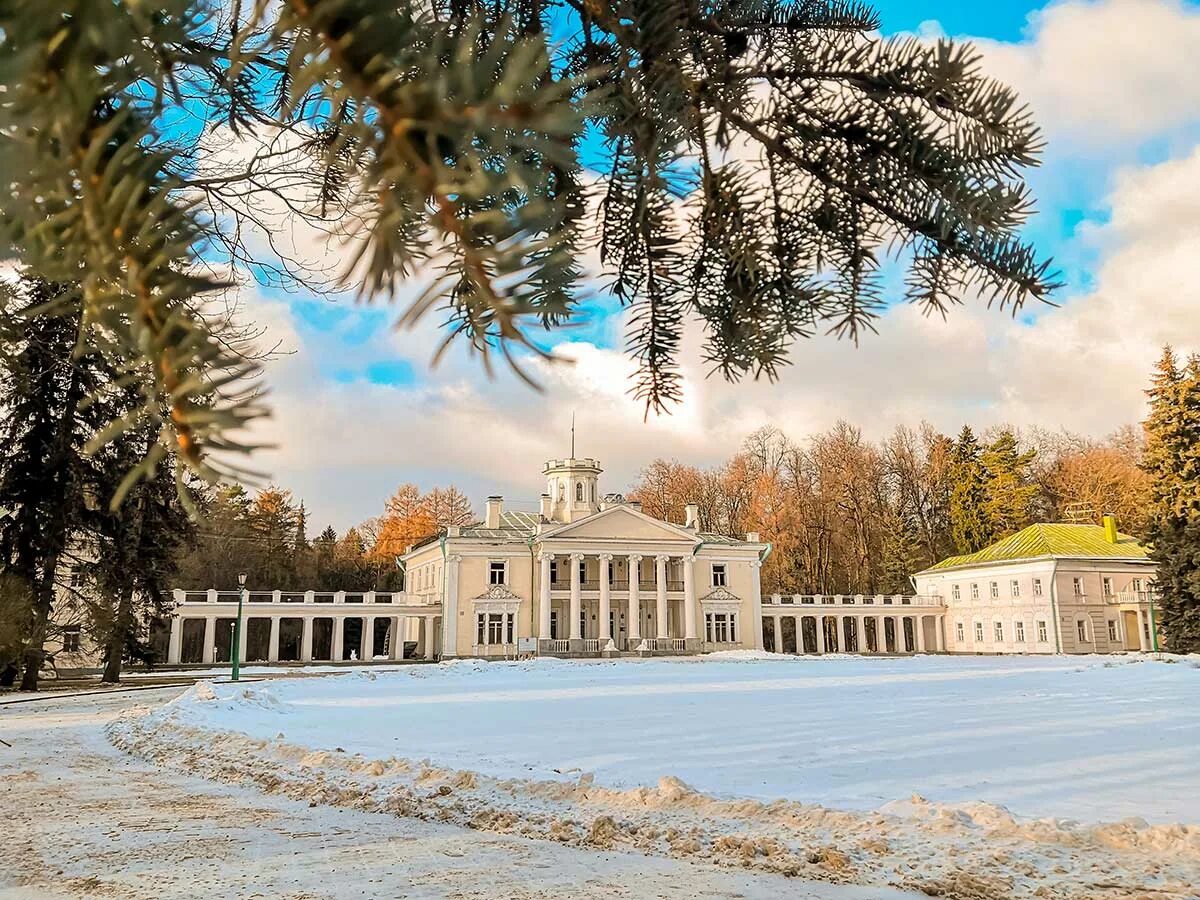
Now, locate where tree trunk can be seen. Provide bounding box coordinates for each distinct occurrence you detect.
[102,585,138,683]
[19,559,60,691]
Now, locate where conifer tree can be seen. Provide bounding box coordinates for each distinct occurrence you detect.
[948,427,990,554]
[1143,347,1200,651]
[0,0,1058,493]
[981,429,1038,540]
[85,426,195,682]
[0,279,109,690]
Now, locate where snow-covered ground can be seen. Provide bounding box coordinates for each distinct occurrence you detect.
[146,653,1200,822]
[108,653,1200,899]
[1,688,903,900]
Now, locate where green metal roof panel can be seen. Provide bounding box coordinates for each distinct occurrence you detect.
[459,509,540,540]
[921,524,1150,573]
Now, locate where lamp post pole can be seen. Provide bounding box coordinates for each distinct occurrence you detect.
[232,573,247,681]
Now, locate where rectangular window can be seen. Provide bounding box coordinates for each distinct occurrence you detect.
[707,613,733,643]
[69,566,84,588]
[1077,619,1089,642]
[489,561,506,585]
[1015,620,1025,643]
[580,610,587,638]
[1037,620,1048,642]
[711,564,727,587]
[990,582,999,599]
[476,613,486,645]
[1102,577,1114,597]
[1131,578,1144,592]
[1033,578,1043,597]
[549,611,559,640]
[1073,577,1084,596]
[549,560,558,584]
[952,584,961,601]
[974,621,984,642]
[1107,620,1118,642]
[62,625,81,653]
[955,622,965,642]
[487,614,507,645]
[970,583,980,600]
[578,559,587,583]
[1010,580,1020,598]
[994,621,1004,642]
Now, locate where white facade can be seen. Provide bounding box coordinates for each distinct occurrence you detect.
[913,523,1160,655]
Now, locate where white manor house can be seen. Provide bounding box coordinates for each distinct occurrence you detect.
[66,454,1162,669]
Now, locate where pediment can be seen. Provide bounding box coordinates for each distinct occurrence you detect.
[539,505,697,543]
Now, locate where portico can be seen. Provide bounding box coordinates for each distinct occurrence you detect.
[536,549,704,653]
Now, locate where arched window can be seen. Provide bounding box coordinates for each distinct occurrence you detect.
[575,482,584,502]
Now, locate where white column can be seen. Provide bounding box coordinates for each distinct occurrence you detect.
[390,616,405,660]
[443,554,461,658]
[538,553,553,639]
[363,616,375,660]
[202,618,216,664]
[598,554,613,644]
[332,617,344,661]
[655,555,670,639]
[916,616,926,653]
[875,615,887,653]
[934,617,945,652]
[268,617,281,662]
[683,555,697,643]
[569,553,584,641]
[301,617,314,662]
[815,616,826,654]
[628,554,642,643]
[749,558,764,650]
[1136,608,1149,651]
[167,617,182,664]
[426,616,439,657]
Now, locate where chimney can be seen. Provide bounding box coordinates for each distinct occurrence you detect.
[1103,513,1119,544]
[485,496,503,529]
[628,500,642,512]
[539,493,552,521]
[745,531,760,542]
[685,503,699,530]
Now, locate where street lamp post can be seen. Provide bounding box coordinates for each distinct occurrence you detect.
[232,572,247,681]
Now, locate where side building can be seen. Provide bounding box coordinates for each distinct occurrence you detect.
[912,517,1161,654]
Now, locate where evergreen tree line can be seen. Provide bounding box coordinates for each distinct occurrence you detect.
[1143,349,1200,652]
[630,422,1152,599]
[0,279,195,689]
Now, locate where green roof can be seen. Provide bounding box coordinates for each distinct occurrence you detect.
[919,524,1151,574]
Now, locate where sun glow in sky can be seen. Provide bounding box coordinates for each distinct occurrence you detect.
[242,1,1200,532]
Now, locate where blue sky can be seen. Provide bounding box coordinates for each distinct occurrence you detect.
[248,0,1200,531]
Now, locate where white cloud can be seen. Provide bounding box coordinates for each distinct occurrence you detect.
[952,0,1200,146]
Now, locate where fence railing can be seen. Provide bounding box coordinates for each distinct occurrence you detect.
[538,639,570,654]
[173,589,419,607]
[763,594,944,608]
